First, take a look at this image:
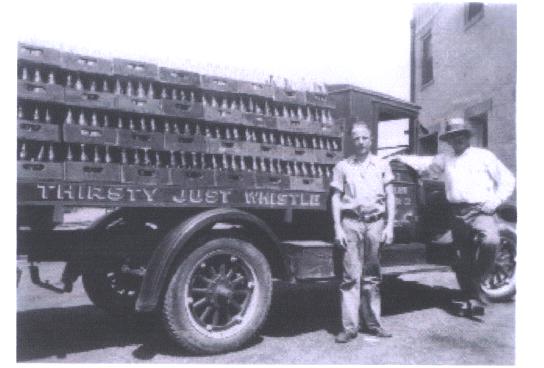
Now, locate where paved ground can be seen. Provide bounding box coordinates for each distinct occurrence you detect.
[17,262,515,364]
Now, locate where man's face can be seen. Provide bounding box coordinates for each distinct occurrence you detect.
[446,132,471,155]
[351,126,372,155]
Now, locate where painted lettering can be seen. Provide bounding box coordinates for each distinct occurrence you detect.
[90,186,106,200]
[107,187,124,201]
[36,184,49,200]
[78,185,86,200]
[205,190,219,204]
[287,193,299,206]
[172,189,186,203]
[277,193,288,206]
[143,188,158,202]
[125,188,140,202]
[258,191,270,205]
[245,191,259,205]
[189,190,203,203]
[57,184,75,200]
[310,194,321,207]
[219,190,232,204]
[300,193,310,206]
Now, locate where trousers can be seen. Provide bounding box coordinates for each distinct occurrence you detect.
[339,217,384,333]
[450,205,500,301]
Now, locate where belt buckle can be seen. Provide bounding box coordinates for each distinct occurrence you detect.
[361,213,376,222]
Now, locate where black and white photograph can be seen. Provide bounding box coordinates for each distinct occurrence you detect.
[12,0,529,364]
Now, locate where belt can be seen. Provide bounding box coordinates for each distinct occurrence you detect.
[342,210,384,223]
[449,202,481,216]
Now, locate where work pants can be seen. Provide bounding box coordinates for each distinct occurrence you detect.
[451,206,500,302]
[340,217,384,333]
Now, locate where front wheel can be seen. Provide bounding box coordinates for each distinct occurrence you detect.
[455,225,516,302]
[162,236,272,355]
[479,226,516,301]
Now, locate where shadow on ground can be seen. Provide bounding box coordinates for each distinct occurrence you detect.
[17,276,465,361]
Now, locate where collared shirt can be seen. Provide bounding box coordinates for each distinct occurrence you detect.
[330,154,394,214]
[426,147,515,204]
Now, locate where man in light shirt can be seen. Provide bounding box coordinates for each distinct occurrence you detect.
[330,121,395,343]
[394,118,515,314]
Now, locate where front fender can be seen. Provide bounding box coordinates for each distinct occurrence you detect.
[135,208,283,312]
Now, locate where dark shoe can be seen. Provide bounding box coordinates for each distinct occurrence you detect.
[335,330,358,343]
[365,327,393,338]
[468,300,485,316]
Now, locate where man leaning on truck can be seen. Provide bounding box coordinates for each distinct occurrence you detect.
[393,118,516,315]
[330,121,396,343]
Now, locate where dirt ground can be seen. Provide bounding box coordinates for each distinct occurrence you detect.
[17,262,515,364]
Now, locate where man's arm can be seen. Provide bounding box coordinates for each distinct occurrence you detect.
[393,154,444,178]
[331,190,347,248]
[382,183,395,244]
[492,157,516,203]
[481,152,516,213]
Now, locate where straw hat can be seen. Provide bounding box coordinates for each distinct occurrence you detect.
[439,118,473,141]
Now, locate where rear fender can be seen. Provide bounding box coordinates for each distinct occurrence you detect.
[135,208,286,312]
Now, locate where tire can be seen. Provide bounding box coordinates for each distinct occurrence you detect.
[82,257,142,315]
[162,236,272,355]
[455,224,516,302]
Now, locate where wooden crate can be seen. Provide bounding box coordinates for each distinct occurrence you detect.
[17,161,64,180]
[113,58,158,79]
[215,170,256,188]
[63,124,117,145]
[64,88,116,109]
[161,100,204,119]
[18,119,61,142]
[159,67,200,87]
[200,75,238,93]
[18,43,62,66]
[122,165,169,185]
[115,95,162,115]
[61,52,113,75]
[64,162,122,182]
[17,80,64,103]
[164,134,207,152]
[170,168,215,187]
[117,129,164,150]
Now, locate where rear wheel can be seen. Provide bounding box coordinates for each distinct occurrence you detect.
[162,236,272,354]
[82,257,143,315]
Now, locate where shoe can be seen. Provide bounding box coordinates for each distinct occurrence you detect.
[365,327,393,338]
[335,330,358,343]
[468,300,485,316]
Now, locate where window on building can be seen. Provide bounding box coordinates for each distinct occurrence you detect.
[465,3,484,27]
[468,113,488,147]
[421,33,433,86]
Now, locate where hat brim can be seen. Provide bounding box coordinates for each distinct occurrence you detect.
[439,129,472,141]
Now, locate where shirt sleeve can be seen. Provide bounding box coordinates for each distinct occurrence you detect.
[383,160,395,186]
[329,162,345,193]
[486,151,516,203]
[428,154,445,177]
[395,154,442,176]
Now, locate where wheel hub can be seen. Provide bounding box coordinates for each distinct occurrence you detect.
[187,253,254,332]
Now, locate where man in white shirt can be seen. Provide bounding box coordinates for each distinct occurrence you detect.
[394,118,515,313]
[330,122,396,343]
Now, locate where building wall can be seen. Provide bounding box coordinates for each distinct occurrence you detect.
[412,3,516,174]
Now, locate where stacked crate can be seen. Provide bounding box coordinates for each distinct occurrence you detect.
[17,43,343,201]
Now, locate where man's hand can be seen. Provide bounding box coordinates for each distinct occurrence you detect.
[381,224,394,245]
[481,198,501,214]
[334,224,348,250]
